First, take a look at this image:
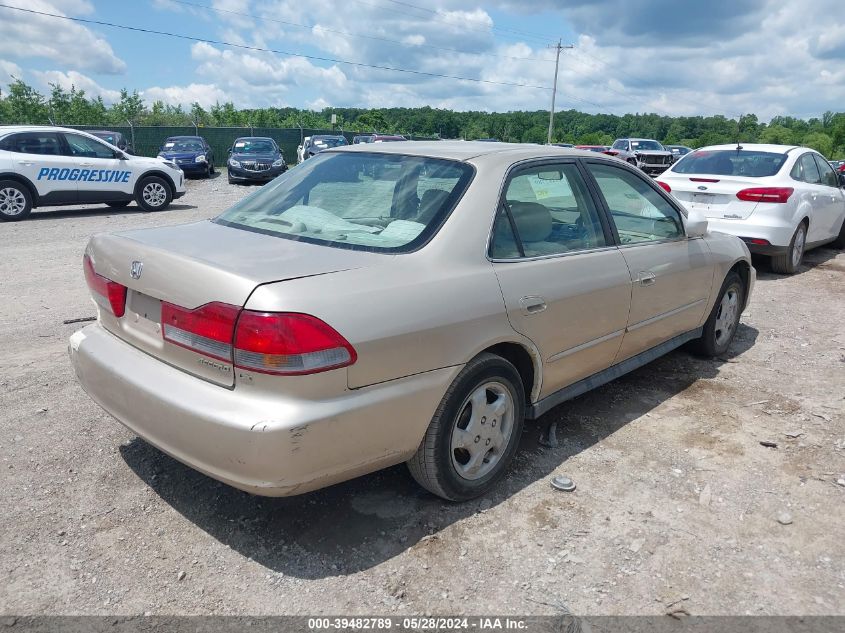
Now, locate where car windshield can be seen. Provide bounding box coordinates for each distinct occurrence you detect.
[215,152,474,253]
[313,137,346,148]
[234,139,276,153]
[672,149,788,177]
[630,140,664,151]
[163,140,203,152]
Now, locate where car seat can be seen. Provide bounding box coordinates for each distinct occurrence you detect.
[508,201,560,256]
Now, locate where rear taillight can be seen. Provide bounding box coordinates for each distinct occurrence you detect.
[656,181,671,193]
[83,255,127,317]
[234,312,356,375]
[160,302,356,375]
[162,302,240,362]
[736,187,794,203]
[604,150,619,156]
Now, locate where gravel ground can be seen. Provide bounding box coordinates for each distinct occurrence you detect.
[1,172,844,616]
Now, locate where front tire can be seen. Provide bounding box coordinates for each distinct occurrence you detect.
[135,176,173,212]
[407,353,525,501]
[770,222,806,274]
[0,180,33,221]
[831,216,845,250]
[691,271,745,357]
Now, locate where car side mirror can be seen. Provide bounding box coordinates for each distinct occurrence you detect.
[228,148,232,155]
[685,209,708,238]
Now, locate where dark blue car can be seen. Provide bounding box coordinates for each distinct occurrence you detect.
[226,137,287,185]
[157,136,215,178]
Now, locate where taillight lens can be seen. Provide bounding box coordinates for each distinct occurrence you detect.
[162,302,240,362]
[656,180,671,193]
[736,187,794,203]
[234,312,357,375]
[83,255,127,317]
[160,302,357,376]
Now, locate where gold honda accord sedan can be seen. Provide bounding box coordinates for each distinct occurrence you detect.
[69,142,754,501]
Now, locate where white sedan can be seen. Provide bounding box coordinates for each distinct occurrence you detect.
[657,144,845,273]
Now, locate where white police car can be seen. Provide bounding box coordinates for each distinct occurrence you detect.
[0,126,186,221]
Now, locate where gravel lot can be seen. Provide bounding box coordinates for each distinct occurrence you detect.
[1,172,844,616]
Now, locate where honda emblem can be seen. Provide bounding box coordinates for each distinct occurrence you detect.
[130,261,143,279]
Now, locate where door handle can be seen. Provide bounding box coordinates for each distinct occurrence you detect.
[519,296,547,315]
[17,160,33,166]
[79,162,94,167]
[638,271,656,286]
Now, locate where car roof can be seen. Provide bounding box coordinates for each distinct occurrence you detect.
[166,136,204,141]
[234,136,274,141]
[328,140,614,162]
[693,143,801,153]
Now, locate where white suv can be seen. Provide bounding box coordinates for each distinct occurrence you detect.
[0,126,186,221]
[658,144,845,273]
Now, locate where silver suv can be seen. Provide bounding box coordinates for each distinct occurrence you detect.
[608,138,674,176]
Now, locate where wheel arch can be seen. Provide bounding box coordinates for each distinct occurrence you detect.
[728,259,752,311]
[477,341,541,406]
[0,172,39,206]
[134,170,177,197]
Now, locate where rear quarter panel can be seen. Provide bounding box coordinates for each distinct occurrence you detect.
[245,254,538,390]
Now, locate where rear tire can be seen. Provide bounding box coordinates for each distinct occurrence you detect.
[135,176,173,212]
[770,221,807,274]
[691,271,745,358]
[407,353,525,501]
[208,161,215,176]
[0,180,33,221]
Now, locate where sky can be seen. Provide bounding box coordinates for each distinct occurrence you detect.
[0,0,843,121]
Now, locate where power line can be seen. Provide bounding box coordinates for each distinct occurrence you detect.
[0,4,553,91]
[167,0,557,64]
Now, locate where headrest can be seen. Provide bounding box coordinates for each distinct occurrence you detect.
[417,188,450,224]
[509,201,553,242]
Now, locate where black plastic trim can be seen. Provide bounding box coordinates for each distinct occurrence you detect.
[526,327,703,419]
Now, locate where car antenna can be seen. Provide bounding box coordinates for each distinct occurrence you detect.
[735,114,744,151]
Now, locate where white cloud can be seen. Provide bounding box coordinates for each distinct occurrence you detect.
[0,60,23,82]
[141,83,232,107]
[32,70,121,102]
[0,0,125,74]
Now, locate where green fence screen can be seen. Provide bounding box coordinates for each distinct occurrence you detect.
[70,126,437,165]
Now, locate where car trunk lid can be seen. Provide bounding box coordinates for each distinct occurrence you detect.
[86,220,381,386]
[665,175,768,219]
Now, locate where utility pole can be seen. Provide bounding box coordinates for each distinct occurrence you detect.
[547,40,574,145]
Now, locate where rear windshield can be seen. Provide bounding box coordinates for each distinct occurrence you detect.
[672,149,787,177]
[214,152,474,253]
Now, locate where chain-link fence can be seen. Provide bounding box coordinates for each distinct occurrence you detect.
[68,126,438,165]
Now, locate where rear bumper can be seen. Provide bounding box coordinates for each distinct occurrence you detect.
[68,324,458,496]
[705,215,797,253]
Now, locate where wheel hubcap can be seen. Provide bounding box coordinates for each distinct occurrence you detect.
[792,226,806,268]
[450,381,514,481]
[0,187,26,216]
[142,182,166,207]
[714,286,739,347]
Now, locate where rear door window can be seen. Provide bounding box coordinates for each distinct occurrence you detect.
[1,132,63,155]
[792,153,821,184]
[490,162,607,259]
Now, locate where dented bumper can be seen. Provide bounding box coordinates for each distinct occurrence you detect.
[68,324,458,496]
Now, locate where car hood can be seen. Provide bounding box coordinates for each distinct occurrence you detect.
[231,152,281,161]
[159,151,204,160]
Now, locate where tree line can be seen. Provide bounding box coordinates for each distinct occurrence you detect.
[1,78,844,158]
